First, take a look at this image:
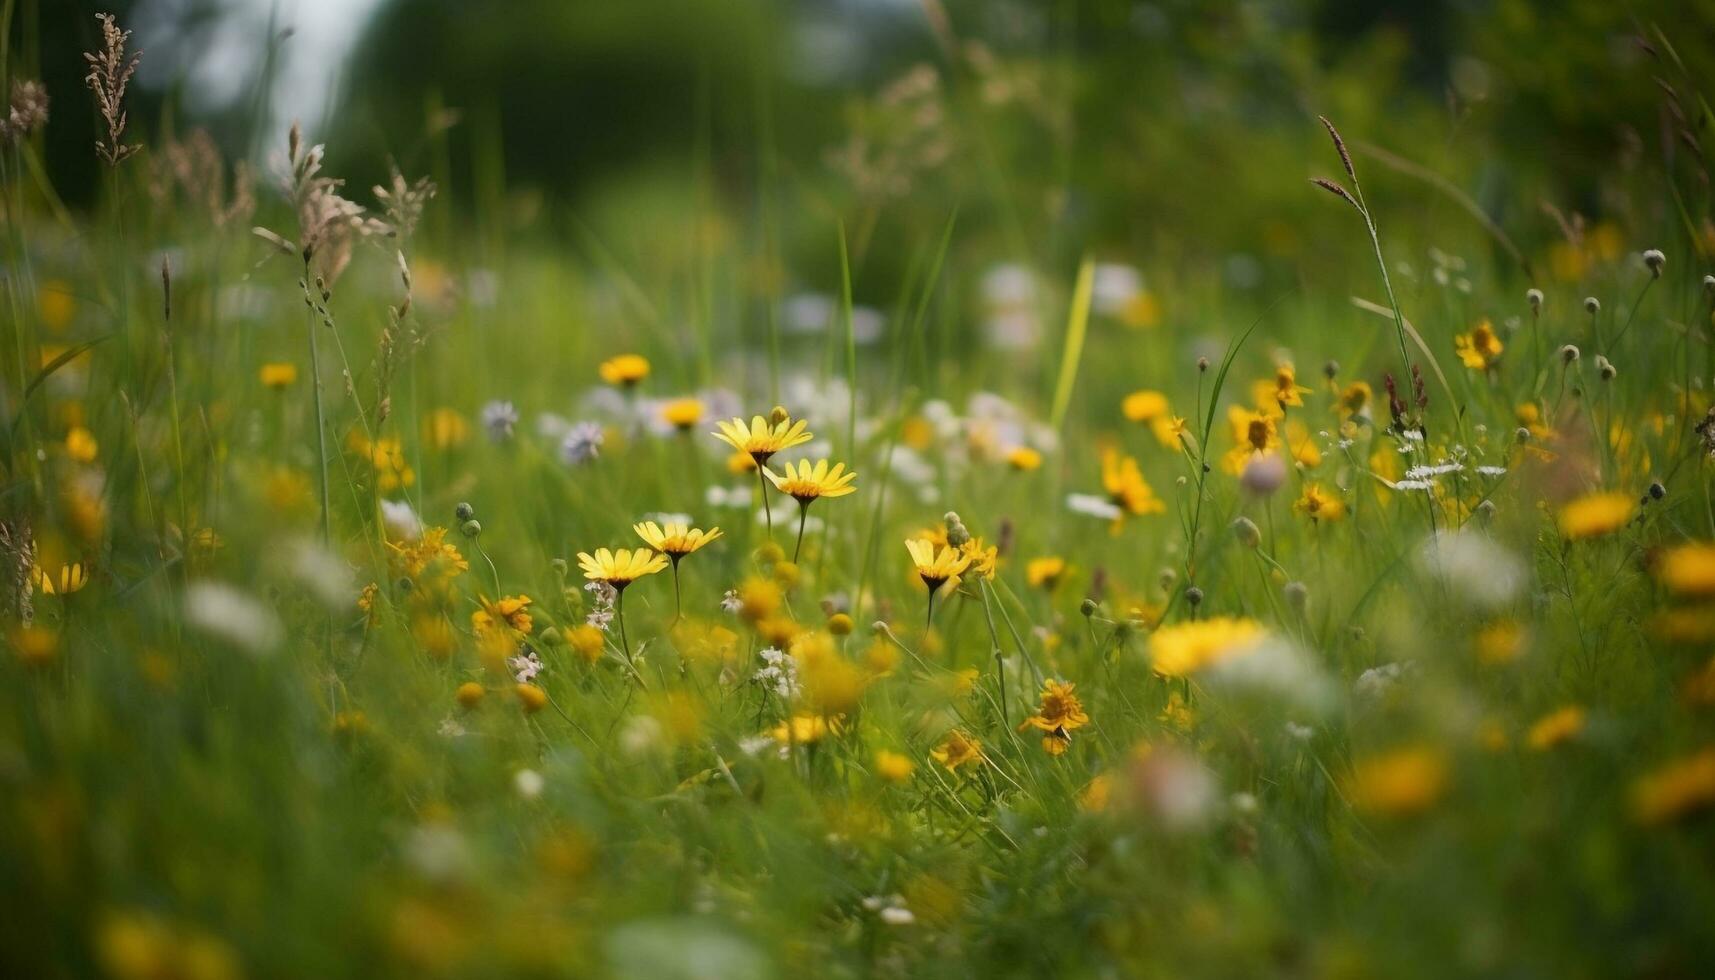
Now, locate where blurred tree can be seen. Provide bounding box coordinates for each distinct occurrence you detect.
[331,0,839,209]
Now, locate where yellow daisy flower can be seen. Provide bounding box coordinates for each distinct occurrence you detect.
[1222,405,1280,474]
[906,538,971,594]
[576,548,669,588]
[1344,745,1450,817]
[1148,616,1265,677]
[1454,319,1504,370]
[598,354,650,386]
[422,408,469,449]
[716,411,815,537]
[1631,747,1715,825]
[1557,491,1635,540]
[960,537,998,581]
[712,412,813,466]
[472,594,534,637]
[1006,446,1043,471]
[930,729,983,771]
[1121,389,1169,423]
[874,750,916,783]
[64,427,99,463]
[1525,705,1586,751]
[634,521,722,619]
[1019,679,1090,756]
[259,362,298,389]
[1293,482,1346,522]
[768,714,841,746]
[1653,542,1715,598]
[1101,448,1165,517]
[32,561,89,596]
[1257,363,1312,409]
[1026,556,1067,590]
[660,397,705,432]
[764,458,858,503]
[632,521,722,558]
[765,459,856,561]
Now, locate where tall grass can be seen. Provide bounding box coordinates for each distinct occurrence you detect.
[3,9,1715,980]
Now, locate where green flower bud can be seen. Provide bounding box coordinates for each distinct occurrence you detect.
[1231,516,1261,549]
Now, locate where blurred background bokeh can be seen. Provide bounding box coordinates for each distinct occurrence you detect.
[30,0,1713,298]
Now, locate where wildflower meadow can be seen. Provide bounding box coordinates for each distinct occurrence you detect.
[5,2,1715,977]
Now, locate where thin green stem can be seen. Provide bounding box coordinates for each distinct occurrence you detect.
[757,465,773,537]
[671,559,683,624]
[979,581,1008,728]
[793,503,810,564]
[303,260,332,545]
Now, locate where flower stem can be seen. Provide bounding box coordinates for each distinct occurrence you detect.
[793,503,810,563]
[757,466,773,537]
[671,559,683,624]
[979,581,1008,727]
[617,586,632,664]
[303,258,332,545]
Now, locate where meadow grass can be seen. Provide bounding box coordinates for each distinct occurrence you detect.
[5,10,1715,980]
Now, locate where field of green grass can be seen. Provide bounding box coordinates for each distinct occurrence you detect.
[5,6,1715,978]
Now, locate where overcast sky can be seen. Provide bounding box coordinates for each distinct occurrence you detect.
[135,0,387,138]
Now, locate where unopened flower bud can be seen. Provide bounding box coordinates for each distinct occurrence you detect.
[1079,598,1098,618]
[1283,581,1308,613]
[454,501,476,521]
[828,613,854,635]
[943,512,971,547]
[1184,586,1204,608]
[1583,297,1600,315]
[461,519,482,538]
[1231,516,1261,549]
[1197,356,1210,373]
[1595,355,1616,381]
[1560,344,1580,364]
[1648,481,1666,501]
[1526,288,1543,313]
[1323,360,1339,380]
[1643,248,1665,278]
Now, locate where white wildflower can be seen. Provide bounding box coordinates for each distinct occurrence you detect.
[480,400,519,441]
[286,536,354,610]
[514,769,545,800]
[1416,530,1526,608]
[379,498,423,540]
[185,582,282,655]
[560,422,604,465]
[1066,493,1123,521]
